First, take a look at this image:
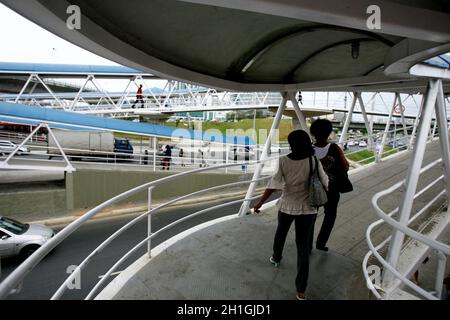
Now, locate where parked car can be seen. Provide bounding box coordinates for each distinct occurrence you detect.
[358,140,368,147]
[0,140,29,156]
[0,216,55,259]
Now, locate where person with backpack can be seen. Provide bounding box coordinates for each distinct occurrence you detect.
[253,130,328,300]
[309,119,352,253]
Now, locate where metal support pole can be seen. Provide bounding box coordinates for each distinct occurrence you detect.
[357,94,374,151]
[90,76,117,109]
[409,95,424,150]
[70,75,92,111]
[34,74,65,109]
[398,94,409,139]
[434,250,447,299]
[0,124,44,167]
[383,80,439,292]
[25,82,38,104]
[377,94,397,162]
[147,187,154,259]
[118,78,134,109]
[289,92,309,134]
[153,137,157,172]
[14,74,33,103]
[435,80,450,205]
[238,92,288,217]
[339,92,357,146]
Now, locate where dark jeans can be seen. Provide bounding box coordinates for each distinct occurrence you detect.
[310,191,341,250]
[132,97,144,108]
[272,212,316,293]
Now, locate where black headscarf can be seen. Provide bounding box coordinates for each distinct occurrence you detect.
[287,130,315,160]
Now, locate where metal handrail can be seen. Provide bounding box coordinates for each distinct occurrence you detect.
[363,157,450,300]
[85,194,262,300]
[0,156,279,299]
[51,176,270,300]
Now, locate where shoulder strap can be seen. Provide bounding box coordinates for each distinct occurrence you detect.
[314,156,319,174]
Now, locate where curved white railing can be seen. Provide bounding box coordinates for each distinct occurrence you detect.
[363,158,450,300]
[0,157,278,300]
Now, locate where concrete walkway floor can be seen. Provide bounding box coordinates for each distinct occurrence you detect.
[98,140,447,300]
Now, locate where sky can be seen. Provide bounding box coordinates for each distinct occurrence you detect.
[0,4,115,65]
[0,3,166,91]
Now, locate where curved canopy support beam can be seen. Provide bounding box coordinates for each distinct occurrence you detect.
[384,39,450,77]
[228,25,394,79]
[284,38,381,82]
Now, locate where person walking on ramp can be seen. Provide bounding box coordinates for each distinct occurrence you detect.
[253,130,328,300]
[309,119,352,253]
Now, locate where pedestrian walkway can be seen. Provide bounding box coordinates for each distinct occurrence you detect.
[97,140,446,300]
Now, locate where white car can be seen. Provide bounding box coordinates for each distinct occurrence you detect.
[0,216,55,258]
[0,140,29,156]
[358,140,368,147]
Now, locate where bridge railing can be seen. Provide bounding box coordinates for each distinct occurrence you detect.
[362,158,450,300]
[0,157,279,300]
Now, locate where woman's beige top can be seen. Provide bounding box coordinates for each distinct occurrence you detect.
[267,156,329,215]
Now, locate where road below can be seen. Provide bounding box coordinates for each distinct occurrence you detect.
[0,193,278,300]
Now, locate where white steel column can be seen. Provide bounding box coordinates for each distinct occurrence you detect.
[288,92,309,133]
[238,92,288,217]
[377,94,397,162]
[34,74,65,109]
[435,80,450,205]
[14,75,33,103]
[382,80,439,292]
[409,95,424,150]
[397,93,409,139]
[70,75,92,111]
[339,92,357,146]
[118,78,135,109]
[90,76,117,109]
[357,94,374,151]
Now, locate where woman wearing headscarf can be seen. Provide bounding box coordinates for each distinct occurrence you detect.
[253,130,328,300]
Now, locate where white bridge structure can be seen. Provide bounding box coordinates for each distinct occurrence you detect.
[0,0,449,301]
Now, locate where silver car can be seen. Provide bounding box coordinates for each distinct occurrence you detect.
[0,216,55,258]
[0,140,29,156]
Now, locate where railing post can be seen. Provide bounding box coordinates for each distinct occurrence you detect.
[382,80,439,293]
[153,137,157,172]
[148,186,154,259]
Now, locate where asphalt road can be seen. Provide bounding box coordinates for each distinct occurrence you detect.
[0,193,278,300]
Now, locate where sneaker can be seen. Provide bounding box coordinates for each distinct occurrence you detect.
[296,294,307,301]
[269,256,280,267]
[316,245,329,252]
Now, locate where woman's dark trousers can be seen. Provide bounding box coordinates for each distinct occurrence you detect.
[310,191,341,251]
[272,211,316,293]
